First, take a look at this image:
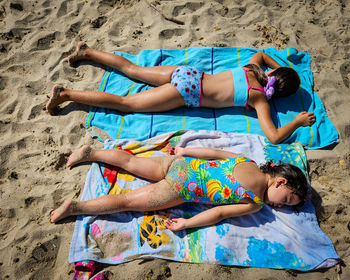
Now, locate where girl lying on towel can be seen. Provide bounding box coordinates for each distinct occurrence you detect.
[50,145,308,231]
[46,42,315,144]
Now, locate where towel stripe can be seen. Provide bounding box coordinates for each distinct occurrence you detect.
[182,49,189,130]
[271,99,281,128]
[85,70,111,129]
[117,54,140,139]
[149,50,163,138]
[211,47,217,130]
[287,48,313,148]
[286,49,306,109]
[237,47,241,67]
[211,48,214,75]
[237,48,251,133]
[243,108,251,133]
[262,49,282,128]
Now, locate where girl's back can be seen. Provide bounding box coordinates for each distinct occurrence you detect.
[201,66,265,109]
[201,70,236,107]
[233,160,267,202]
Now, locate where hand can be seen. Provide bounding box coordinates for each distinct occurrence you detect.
[165,218,187,231]
[168,147,186,156]
[295,112,316,127]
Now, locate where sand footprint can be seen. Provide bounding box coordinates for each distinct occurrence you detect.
[339,62,349,88]
[36,33,57,50]
[31,238,60,262]
[56,1,67,17]
[0,208,17,241]
[12,236,61,279]
[90,16,107,28]
[159,28,185,40]
[172,2,204,17]
[216,6,246,19]
[65,22,81,39]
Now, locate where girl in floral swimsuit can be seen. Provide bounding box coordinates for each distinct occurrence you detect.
[46,42,316,144]
[165,155,264,207]
[50,145,308,232]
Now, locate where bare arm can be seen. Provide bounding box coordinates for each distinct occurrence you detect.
[249,51,281,69]
[165,202,260,231]
[169,147,240,160]
[253,96,316,144]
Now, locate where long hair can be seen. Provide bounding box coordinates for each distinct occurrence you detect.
[244,64,268,87]
[244,64,301,98]
[260,161,308,206]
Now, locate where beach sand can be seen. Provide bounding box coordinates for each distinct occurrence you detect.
[0,0,349,279]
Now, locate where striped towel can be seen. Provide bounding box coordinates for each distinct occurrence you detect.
[85,47,338,149]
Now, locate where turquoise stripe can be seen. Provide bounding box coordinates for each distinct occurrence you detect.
[287,48,313,148]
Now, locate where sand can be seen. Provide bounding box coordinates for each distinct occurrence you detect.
[0,0,349,279]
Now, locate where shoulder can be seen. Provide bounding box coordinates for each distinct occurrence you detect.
[248,91,269,110]
[233,163,266,199]
[233,158,259,175]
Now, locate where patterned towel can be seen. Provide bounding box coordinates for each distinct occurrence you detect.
[69,130,340,270]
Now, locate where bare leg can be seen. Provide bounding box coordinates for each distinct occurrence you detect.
[50,180,184,223]
[66,145,172,181]
[68,42,177,86]
[45,83,184,115]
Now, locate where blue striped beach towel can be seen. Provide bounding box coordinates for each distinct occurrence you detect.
[85,47,338,149]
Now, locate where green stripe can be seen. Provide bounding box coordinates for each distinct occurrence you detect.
[237,48,250,133]
[244,108,251,133]
[237,47,241,67]
[86,71,111,129]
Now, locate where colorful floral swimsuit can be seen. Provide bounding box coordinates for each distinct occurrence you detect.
[170,66,204,107]
[165,156,264,207]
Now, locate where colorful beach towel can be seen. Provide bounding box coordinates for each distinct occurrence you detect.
[85,47,338,149]
[69,130,340,270]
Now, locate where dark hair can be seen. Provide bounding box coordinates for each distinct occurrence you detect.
[244,64,268,86]
[244,64,301,98]
[260,161,308,206]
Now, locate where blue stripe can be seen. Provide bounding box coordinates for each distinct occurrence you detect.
[212,109,217,130]
[271,99,281,127]
[262,49,281,128]
[211,48,214,74]
[211,47,217,130]
[149,50,163,138]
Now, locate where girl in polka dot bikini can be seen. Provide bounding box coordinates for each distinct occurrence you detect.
[50,145,308,231]
[46,42,315,144]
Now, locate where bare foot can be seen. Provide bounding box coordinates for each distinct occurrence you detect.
[66,145,92,168]
[46,85,65,115]
[50,200,75,223]
[67,41,89,67]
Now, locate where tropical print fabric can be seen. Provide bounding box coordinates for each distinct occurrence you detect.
[166,156,263,207]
